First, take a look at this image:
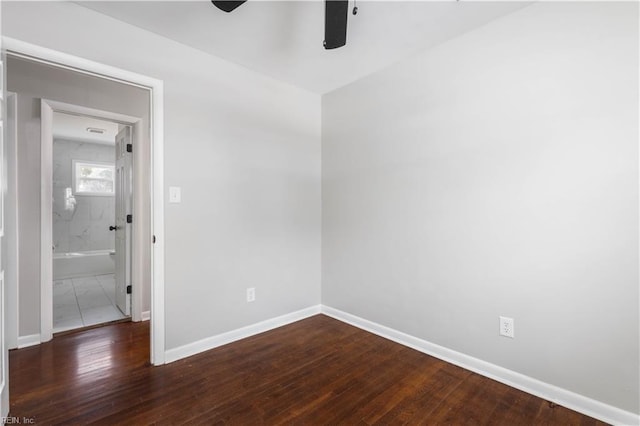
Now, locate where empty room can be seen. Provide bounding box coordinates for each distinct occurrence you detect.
[0,0,638,424]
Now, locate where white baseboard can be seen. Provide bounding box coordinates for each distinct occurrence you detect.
[321,305,639,426]
[164,305,322,364]
[17,334,41,349]
[141,311,150,321]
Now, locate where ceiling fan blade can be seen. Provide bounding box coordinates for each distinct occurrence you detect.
[211,1,247,13]
[324,0,349,49]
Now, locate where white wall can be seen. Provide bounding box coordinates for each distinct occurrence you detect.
[322,2,639,415]
[3,2,322,348]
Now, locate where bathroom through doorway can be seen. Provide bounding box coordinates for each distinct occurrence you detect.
[51,112,133,333]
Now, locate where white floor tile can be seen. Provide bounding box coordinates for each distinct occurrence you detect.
[72,276,100,285]
[100,280,115,288]
[53,273,128,333]
[82,305,125,327]
[53,303,81,319]
[53,281,75,298]
[74,287,103,296]
[55,289,77,303]
[53,316,84,333]
[77,292,112,310]
[103,292,116,305]
[53,287,75,299]
[72,277,101,292]
[100,285,117,303]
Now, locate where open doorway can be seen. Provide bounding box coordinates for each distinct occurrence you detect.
[51,112,133,333]
[40,99,145,342]
[4,40,165,365]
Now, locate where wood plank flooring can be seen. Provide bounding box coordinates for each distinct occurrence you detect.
[9,315,607,425]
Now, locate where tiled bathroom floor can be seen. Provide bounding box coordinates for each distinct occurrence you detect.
[53,274,128,333]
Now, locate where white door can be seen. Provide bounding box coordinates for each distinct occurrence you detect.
[114,126,132,316]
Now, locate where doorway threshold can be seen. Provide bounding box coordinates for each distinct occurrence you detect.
[53,317,131,338]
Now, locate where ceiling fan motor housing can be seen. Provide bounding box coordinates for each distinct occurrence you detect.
[324,0,349,49]
[211,0,350,49]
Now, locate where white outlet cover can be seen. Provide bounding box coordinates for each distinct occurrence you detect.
[246,287,256,302]
[499,316,514,338]
[169,186,181,203]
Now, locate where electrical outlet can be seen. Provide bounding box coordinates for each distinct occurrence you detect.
[246,287,255,303]
[499,316,514,338]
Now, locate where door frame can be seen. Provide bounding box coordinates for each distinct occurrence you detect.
[4,37,166,365]
[5,92,18,351]
[41,101,141,334]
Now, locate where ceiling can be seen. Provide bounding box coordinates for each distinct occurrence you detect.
[53,112,119,145]
[78,1,530,94]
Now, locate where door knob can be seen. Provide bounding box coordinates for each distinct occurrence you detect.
[109,225,118,231]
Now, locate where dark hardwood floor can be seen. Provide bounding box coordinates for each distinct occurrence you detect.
[10,315,606,425]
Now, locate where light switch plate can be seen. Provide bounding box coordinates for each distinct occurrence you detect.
[169,186,181,203]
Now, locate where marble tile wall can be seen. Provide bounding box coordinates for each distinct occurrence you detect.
[52,139,115,254]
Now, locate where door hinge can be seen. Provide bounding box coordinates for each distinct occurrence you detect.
[153,235,156,244]
[126,214,132,224]
[126,143,133,153]
[126,285,132,294]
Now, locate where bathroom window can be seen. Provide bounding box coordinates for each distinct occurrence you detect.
[73,160,115,196]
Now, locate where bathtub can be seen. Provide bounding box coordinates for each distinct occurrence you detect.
[53,249,116,280]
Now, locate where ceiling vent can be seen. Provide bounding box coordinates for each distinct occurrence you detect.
[86,127,106,134]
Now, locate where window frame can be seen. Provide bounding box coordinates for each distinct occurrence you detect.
[72,159,116,197]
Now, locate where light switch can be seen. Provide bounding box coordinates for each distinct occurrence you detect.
[169,186,181,204]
